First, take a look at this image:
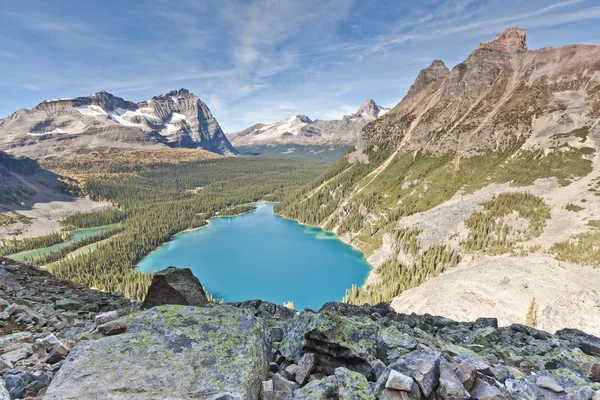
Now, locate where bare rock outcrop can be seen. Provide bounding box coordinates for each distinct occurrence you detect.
[140,266,209,310]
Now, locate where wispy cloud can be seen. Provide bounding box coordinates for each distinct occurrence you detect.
[1,0,599,131]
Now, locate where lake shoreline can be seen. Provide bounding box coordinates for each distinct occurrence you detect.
[134,203,264,265]
[136,202,372,309]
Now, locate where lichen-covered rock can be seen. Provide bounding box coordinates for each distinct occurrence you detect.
[378,325,417,364]
[335,367,374,399]
[403,350,441,397]
[1,370,49,400]
[44,305,269,399]
[280,311,379,375]
[140,266,208,309]
[505,379,537,400]
[229,300,295,321]
[437,360,470,400]
[293,375,338,399]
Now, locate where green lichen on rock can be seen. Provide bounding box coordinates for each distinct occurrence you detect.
[293,375,338,399]
[44,305,269,400]
[280,311,379,364]
[335,367,375,399]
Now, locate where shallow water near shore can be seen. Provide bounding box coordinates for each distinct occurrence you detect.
[137,202,371,310]
[9,223,120,262]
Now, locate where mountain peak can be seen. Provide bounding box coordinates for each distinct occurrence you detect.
[293,115,312,123]
[152,89,195,101]
[407,60,450,97]
[90,90,116,99]
[352,99,390,120]
[478,26,527,53]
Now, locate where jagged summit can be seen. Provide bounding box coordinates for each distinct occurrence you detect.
[0,88,238,157]
[152,88,192,100]
[353,99,389,120]
[478,26,527,53]
[228,100,390,146]
[406,60,450,97]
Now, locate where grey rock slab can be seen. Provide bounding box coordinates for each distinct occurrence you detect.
[55,298,82,311]
[262,391,290,400]
[94,310,119,327]
[404,350,441,397]
[1,345,31,363]
[295,352,316,385]
[97,319,127,335]
[469,378,503,400]
[437,360,470,400]
[44,305,269,400]
[386,370,415,391]
[283,364,298,380]
[536,376,565,393]
[272,373,297,397]
[0,379,7,400]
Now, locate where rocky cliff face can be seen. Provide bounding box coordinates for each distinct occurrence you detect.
[0,89,238,158]
[275,27,600,332]
[228,99,390,146]
[361,26,600,156]
[2,261,600,399]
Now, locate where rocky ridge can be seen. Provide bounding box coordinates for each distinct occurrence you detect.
[275,26,600,331]
[1,260,600,399]
[228,99,390,146]
[0,89,238,158]
[360,25,600,155]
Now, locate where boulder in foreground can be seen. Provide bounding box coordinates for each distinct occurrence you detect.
[140,266,208,309]
[44,305,269,399]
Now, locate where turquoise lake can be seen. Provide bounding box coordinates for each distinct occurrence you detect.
[9,224,120,262]
[137,203,371,310]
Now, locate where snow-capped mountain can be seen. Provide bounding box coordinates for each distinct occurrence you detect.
[0,89,238,158]
[228,99,390,146]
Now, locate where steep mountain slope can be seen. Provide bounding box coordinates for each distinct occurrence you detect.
[275,27,600,332]
[0,150,113,240]
[228,99,390,146]
[0,89,238,158]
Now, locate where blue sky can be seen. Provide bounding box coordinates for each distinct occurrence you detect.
[1,0,599,132]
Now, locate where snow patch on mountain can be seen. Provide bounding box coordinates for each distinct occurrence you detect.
[228,100,390,146]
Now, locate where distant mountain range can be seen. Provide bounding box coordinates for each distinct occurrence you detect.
[0,89,237,158]
[227,99,390,146]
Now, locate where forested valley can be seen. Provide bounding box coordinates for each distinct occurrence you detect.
[2,153,328,299]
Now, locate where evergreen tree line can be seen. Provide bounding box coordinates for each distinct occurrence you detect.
[62,208,126,229]
[0,232,70,257]
[462,192,551,254]
[24,226,123,266]
[344,235,459,305]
